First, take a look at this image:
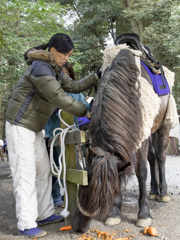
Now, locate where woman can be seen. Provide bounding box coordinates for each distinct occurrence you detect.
[5,33,100,238]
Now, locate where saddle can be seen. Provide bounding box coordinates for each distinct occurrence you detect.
[115,33,170,95]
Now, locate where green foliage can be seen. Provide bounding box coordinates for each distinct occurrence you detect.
[0,0,67,105]
[60,0,127,78]
[1,0,179,110]
[57,0,180,104]
[123,0,180,111]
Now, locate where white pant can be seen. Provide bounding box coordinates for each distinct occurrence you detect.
[5,121,55,230]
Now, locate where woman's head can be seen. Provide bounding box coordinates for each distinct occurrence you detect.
[49,33,74,67]
[62,62,75,80]
[24,33,74,67]
[48,33,74,53]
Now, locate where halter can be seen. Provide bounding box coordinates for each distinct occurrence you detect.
[76,193,100,217]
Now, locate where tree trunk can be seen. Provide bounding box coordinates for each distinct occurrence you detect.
[0,86,6,140]
[115,0,132,37]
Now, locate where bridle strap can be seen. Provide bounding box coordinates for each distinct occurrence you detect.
[76,194,99,217]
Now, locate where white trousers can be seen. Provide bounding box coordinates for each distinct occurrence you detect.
[5,121,55,231]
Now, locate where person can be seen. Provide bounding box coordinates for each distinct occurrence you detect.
[44,62,91,206]
[0,139,4,161]
[61,62,92,127]
[0,139,3,147]
[1,139,7,154]
[5,33,100,238]
[169,120,179,156]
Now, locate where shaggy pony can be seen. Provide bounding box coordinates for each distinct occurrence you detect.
[78,49,142,220]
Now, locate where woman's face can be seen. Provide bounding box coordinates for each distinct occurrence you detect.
[62,66,70,76]
[50,47,73,67]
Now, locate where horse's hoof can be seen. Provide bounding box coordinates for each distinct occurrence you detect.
[136,218,152,228]
[149,194,159,200]
[158,195,171,203]
[105,217,121,226]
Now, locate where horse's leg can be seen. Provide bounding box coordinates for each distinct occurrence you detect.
[105,161,132,226]
[136,139,152,227]
[155,124,171,202]
[105,194,122,226]
[148,133,160,200]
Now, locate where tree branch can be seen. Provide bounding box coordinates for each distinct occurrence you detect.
[72,3,82,22]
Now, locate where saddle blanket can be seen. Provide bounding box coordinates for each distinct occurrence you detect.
[141,61,170,95]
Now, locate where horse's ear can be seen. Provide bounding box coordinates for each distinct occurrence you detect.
[117,161,131,172]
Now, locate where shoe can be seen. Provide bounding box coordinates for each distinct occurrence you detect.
[37,214,64,226]
[19,227,47,238]
[54,199,64,207]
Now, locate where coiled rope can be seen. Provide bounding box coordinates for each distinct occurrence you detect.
[49,109,78,218]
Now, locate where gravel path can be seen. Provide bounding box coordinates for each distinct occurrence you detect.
[0,155,180,240]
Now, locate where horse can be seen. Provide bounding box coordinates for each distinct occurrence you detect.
[72,47,172,233]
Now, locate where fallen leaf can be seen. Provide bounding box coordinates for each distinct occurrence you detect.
[123,229,133,232]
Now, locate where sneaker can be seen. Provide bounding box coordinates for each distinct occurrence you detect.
[54,199,64,207]
[19,227,47,238]
[37,214,64,226]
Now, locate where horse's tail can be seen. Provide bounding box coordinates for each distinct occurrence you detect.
[78,147,120,221]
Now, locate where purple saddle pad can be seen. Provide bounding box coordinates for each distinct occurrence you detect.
[78,117,90,126]
[141,61,170,95]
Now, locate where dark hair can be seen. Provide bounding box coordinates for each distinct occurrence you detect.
[62,62,75,80]
[48,33,74,53]
[24,33,74,60]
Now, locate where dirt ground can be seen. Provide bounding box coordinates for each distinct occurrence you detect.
[0,155,180,240]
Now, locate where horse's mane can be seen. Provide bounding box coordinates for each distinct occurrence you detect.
[91,49,142,163]
[78,49,143,221]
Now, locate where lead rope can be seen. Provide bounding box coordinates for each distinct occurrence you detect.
[49,109,78,218]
